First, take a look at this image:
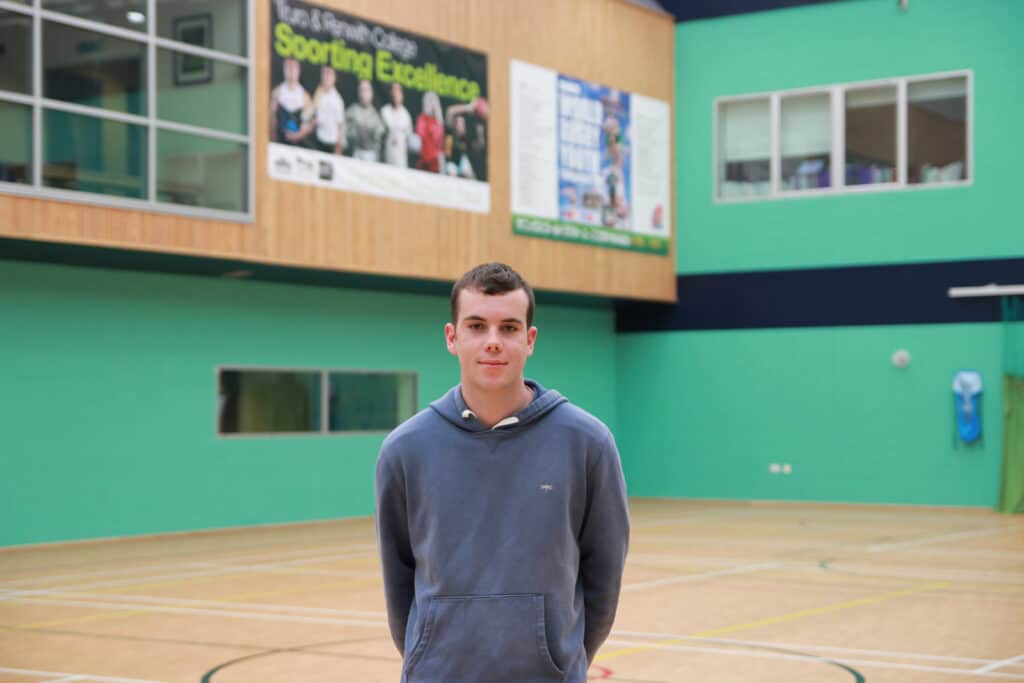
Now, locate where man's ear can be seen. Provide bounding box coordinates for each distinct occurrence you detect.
[444,322,458,356]
[526,326,537,356]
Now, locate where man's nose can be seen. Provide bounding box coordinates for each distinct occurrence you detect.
[484,329,502,352]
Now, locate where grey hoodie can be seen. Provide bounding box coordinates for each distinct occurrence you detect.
[375,379,629,683]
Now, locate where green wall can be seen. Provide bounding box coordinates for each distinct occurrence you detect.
[617,324,1002,506]
[676,0,1024,274]
[0,260,617,546]
[615,0,1019,507]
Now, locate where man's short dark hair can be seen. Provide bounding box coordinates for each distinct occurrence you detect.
[451,263,535,327]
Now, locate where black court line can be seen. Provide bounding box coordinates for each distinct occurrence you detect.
[199,635,388,682]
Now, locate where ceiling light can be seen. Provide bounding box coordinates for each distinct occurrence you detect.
[126,11,146,25]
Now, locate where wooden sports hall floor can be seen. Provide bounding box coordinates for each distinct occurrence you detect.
[2,499,1022,682]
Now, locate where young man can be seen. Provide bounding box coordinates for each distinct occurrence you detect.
[375,263,629,683]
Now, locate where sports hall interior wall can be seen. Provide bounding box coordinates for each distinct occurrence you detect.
[0,0,676,302]
[0,259,618,547]
[613,0,1020,507]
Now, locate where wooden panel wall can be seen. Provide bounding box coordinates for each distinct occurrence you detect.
[0,0,676,301]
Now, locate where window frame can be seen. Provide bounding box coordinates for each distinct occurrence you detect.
[0,0,254,222]
[215,365,420,439]
[713,69,973,204]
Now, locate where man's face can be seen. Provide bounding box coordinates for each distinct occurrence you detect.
[359,80,373,105]
[321,67,335,89]
[445,288,536,395]
[391,83,403,107]
[283,59,299,84]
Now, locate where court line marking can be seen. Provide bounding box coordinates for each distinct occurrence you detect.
[0,544,377,587]
[866,527,1012,552]
[597,580,948,662]
[0,552,377,599]
[622,562,784,591]
[2,596,388,630]
[612,630,994,664]
[822,561,1024,584]
[0,668,164,683]
[978,655,1024,674]
[40,677,85,683]
[602,638,1024,680]
[10,591,387,618]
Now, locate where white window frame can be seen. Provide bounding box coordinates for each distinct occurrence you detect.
[0,0,254,222]
[215,365,420,438]
[713,69,973,204]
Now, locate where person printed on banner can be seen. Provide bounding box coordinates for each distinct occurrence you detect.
[270,57,312,145]
[415,90,444,173]
[290,66,345,154]
[601,141,629,228]
[445,98,488,180]
[381,83,414,168]
[346,79,386,162]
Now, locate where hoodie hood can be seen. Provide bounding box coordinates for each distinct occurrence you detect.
[429,378,567,433]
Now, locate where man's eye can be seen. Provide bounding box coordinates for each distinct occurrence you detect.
[503,325,519,333]
[468,323,483,330]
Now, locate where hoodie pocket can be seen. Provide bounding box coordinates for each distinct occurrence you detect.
[405,593,564,683]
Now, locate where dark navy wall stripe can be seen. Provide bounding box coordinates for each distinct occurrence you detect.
[616,258,1024,333]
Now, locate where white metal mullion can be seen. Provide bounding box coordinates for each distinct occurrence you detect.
[831,86,844,190]
[769,93,780,196]
[0,0,32,15]
[245,0,253,218]
[154,36,248,67]
[155,120,249,144]
[0,90,34,106]
[40,98,148,126]
[321,371,330,435]
[31,1,41,186]
[146,0,155,201]
[966,71,974,182]
[897,78,907,186]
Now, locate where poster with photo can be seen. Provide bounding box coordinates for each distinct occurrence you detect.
[268,0,489,213]
[510,60,670,254]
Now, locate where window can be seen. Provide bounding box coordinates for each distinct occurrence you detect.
[218,368,418,436]
[718,98,770,199]
[908,76,967,185]
[845,85,896,186]
[781,92,831,191]
[715,71,971,201]
[0,1,251,219]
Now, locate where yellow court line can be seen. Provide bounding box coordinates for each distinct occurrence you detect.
[596,580,949,663]
[1,576,378,632]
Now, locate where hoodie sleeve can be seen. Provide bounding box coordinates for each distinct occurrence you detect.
[375,445,416,655]
[579,431,630,662]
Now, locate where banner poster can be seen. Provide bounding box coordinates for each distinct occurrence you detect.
[510,60,671,254]
[269,0,489,213]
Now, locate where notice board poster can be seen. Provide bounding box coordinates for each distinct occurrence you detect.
[269,0,489,213]
[510,60,670,254]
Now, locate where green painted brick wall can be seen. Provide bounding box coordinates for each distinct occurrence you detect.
[617,324,1002,506]
[0,260,617,546]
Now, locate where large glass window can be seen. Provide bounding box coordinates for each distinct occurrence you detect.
[218,368,417,436]
[329,372,417,432]
[908,76,967,185]
[43,109,146,199]
[781,92,831,191]
[845,85,896,186]
[219,370,323,435]
[715,71,970,202]
[0,10,32,94]
[0,2,251,217]
[42,0,148,33]
[157,0,247,57]
[718,98,770,199]
[43,22,147,115]
[157,49,247,134]
[0,102,32,184]
[157,130,246,212]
